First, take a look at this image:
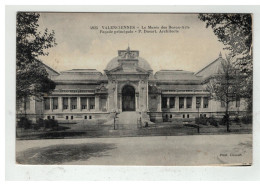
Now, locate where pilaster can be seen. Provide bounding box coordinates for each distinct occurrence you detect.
[77,97,81,111]
[192,96,196,110]
[118,93,122,112]
[95,95,100,111]
[68,97,71,111]
[135,93,139,111]
[50,97,53,111]
[87,98,90,111]
[58,97,63,111]
[176,96,179,111]
[157,95,162,112]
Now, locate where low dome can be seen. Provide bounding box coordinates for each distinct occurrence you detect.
[105,56,153,71]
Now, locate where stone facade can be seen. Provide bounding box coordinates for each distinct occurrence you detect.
[17,48,247,124]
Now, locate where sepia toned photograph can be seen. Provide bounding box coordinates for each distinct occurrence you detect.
[15,12,253,166]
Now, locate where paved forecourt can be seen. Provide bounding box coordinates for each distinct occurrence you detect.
[16,134,252,166]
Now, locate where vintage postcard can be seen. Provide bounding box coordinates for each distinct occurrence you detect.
[15,12,253,166]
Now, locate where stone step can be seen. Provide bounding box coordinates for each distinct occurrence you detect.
[115,123,140,130]
[117,112,141,125]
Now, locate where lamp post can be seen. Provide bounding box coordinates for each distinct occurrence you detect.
[114,114,116,130]
[114,110,118,130]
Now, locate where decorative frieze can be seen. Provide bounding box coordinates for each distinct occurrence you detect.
[52,89,95,95]
[162,90,209,95]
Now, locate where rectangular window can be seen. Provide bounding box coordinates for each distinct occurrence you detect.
[89,115,92,119]
[183,114,185,118]
[66,116,68,120]
[71,97,77,109]
[63,97,68,109]
[71,116,73,120]
[89,97,95,109]
[236,97,240,107]
[162,97,167,108]
[187,114,189,118]
[100,97,107,111]
[203,97,209,108]
[47,116,50,120]
[81,97,87,109]
[25,97,30,110]
[84,116,87,119]
[186,97,192,108]
[17,100,23,111]
[53,97,58,109]
[44,98,50,110]
[52,116,55,120]
[196,97,201,108]
[170,97,175,108]
[179,97,184,109]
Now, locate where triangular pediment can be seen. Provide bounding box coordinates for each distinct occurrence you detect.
[105,65,149,75]
[105,65,122,73]
[135,66,149,73]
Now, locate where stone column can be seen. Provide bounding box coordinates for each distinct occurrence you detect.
[115,82,118,111]
[141,86,145,111]
[58,97,63,111]
[146,82,149,111]
[157,95,162,112]
[108,81,115,112]
[184,97,186,109]
[106,96,108,111]
[176,96,179,111]
[41,99,44,115]
[167,97,170,109]
[135,94,139,111]
[119,93,122,112]
[95,95,100,111]
[192,96,196,110]
[77,97,81,111]
[106,96,109,111]
[30,97,35,114]
[50,97,53,111]
[68,97,71,111]
[201,97,204,110]
[209,97,212,112]
[87,98,90,111]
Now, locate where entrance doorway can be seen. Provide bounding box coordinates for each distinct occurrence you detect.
[122,85,135,111]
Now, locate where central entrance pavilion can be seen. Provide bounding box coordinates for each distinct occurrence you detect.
[104,47,151,113]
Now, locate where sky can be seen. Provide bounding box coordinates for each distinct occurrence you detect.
[38,13,226,73]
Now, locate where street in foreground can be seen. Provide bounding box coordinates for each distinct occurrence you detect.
[16,134,252,166]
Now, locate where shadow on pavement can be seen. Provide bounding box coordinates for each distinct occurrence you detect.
[16,143,116,165]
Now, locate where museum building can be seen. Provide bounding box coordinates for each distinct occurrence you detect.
[17,47,246,124]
